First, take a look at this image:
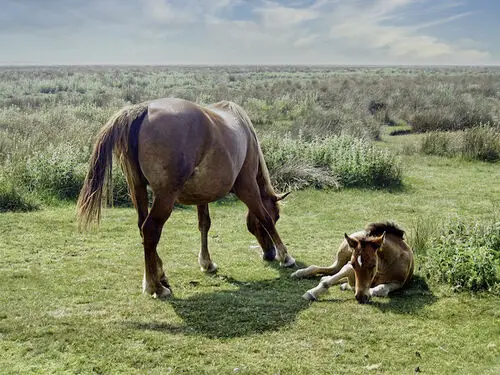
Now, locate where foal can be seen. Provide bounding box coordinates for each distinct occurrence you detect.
[292,223,414,303]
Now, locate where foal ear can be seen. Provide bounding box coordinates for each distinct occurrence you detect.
[344,233,359,249]
[373,232,386,251]
[276,191,292,201]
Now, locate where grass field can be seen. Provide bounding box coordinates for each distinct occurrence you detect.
[1,129,499,374]
[0,65,499,374]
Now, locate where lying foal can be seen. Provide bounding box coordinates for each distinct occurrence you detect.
[292,223,414,303]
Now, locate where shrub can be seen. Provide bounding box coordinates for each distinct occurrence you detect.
[19,143,87,200]
[0,181,40,212]
[462,124,500,162]
[261,134,402,191]
[260,135,339,191]
[420,132,457,157]
[418,218,500,293]
[420,125,500,162]
[411,98,494,133]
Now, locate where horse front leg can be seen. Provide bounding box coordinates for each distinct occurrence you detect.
[197,204,217,273]
[234,181,295,267]
[246,211,276,262]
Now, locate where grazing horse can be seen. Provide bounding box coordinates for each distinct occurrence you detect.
[77,98,295,298]
[292,223,413,303]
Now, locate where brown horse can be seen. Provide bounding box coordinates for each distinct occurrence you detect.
[77,98,295,298]
[292,223,413,303]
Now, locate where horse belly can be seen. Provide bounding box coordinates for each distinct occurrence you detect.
[176,163,238,205]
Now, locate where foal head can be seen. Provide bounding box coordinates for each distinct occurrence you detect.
[344,232,385,304]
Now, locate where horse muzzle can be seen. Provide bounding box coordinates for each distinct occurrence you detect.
[355,294,371,304]
[262,246,277,261]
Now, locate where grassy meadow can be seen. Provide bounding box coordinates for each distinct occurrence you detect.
[0,65,499,374]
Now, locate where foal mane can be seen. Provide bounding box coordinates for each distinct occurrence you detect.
[365,222,405,239]
[212,100,277,198]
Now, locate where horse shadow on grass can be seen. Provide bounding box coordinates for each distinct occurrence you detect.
[131,261,318,339]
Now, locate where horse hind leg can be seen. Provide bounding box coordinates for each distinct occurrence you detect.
[197,204,217,273]
[141,194,176,298]
[133,182,149,235]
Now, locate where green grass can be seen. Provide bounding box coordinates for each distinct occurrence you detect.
[1,148,499,374]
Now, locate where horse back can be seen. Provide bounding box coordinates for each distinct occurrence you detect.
[137,98,254,204]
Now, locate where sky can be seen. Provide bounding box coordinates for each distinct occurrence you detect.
[1,0,499,65]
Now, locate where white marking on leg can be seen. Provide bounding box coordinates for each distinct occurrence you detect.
[370,283,401,297]
[357,255,362,267]
[303,263,353,300]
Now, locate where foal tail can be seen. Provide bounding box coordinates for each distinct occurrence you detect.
[76,103,148,230]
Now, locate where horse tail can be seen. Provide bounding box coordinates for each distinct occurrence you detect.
[77,103,148,230]
[365,222,405,239]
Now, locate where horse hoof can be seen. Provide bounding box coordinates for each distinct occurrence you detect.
[280,255,296,268]
[302,291,317,301]
[152,285,172,299]
[200,262,218,273]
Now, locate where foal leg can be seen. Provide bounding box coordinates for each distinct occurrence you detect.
[370,282,402,297]
[292,241,351,278]
[141,194,175,298]
[303,263,354,301]
[234,181,295,267]
[197,204,217,273]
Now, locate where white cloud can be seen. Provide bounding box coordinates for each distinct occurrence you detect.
[142,0,196,25]
[254,1,320,29]
[327,0,490,64]
[0,0,496,65]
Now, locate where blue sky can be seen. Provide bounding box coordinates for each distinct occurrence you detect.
[1,0,499,65]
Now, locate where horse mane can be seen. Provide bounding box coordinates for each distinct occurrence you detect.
[365,222,405,239]
[211,101,277,198]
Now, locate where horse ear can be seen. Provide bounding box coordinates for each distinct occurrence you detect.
[344,233,359,249]
[373,232,386,251]
[276,191,291,201]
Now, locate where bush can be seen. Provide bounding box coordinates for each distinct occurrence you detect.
[462,124,500,162]
[418,218,500,293]
[261,135,339,191]
[411,98,494,133]
[261,134,402,191]
[0,181,40,212]
[420,125,500,162]
[420,132,458,157]
[19,143,87,200]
